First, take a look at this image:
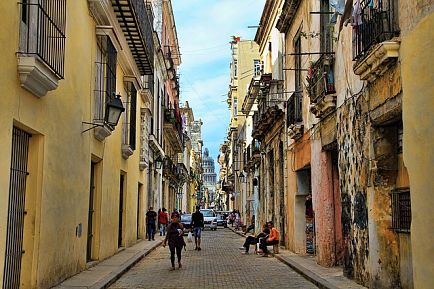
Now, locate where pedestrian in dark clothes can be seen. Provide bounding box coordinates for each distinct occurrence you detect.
[146,207,157,241]
[163,211,186,270]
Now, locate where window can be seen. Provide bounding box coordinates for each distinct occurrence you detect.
[254,60,262,77]
[233,98,238,116]
[397,122,403,154]
[123,81,137,150]
[294,31,302,91]
[19,0,66,78]
[391,191,411,233]
[233,59,238,78]
[320,0,332,53]
[94,35,117,124]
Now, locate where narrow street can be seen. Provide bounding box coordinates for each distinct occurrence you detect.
[109,228,318,289]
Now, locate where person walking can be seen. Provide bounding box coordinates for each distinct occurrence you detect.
[158,207,169,236]
[146,206,157,241]
[163,211,185,270]
[259,221,280,257]
[190,205,204,251]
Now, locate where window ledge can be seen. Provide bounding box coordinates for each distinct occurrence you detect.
[353,40,400,82]
[287,123,304,140]
[94,123,112,141]
[18,56,59,97]
[139,160,148,171]
[310,94,337,119]
[122,144,134,159]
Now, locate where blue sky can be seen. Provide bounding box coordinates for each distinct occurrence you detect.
[172,0,266,161]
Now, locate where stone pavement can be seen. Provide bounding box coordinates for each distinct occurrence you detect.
[109,228,318,289]
[230,227,367,289]
[52,235,165,289]
[52,227,366,289]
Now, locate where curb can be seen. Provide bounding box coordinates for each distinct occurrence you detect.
[90,240,163,289]
[228,228,338,289]
[273,255,340,289]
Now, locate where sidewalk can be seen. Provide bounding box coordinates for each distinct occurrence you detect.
[52,236,164,289]
[229,227,366,289]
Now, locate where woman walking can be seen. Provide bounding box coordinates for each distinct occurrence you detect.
[163,211,185,270]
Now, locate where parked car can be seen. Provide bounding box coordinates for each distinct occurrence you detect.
[200,209,217,231]
[180,214,192,235]
[216,213,227,227]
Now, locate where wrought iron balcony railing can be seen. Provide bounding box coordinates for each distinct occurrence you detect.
[352,0,399,61]
[287,92,303,127]
[19,1,66,78]
[306,54,336,104]
[112,0,154,75]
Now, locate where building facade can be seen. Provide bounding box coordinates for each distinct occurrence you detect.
[221,0,434,288]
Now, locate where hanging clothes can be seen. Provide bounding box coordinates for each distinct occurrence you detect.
[352,0,362,26]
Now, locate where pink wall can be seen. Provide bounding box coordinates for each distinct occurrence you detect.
[311,139,342,267]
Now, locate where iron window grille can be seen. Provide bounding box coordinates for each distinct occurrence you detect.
[19,0,66,78]
[352,0,400,61]
[391,191,411,233]
[94,35,117,125]
[287,91,303,127]
[122,82,137,150]
[3,127,30,289]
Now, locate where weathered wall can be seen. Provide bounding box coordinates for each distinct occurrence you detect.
[311,137,342,267]
[401,12,434,289]
[337,97,371,286]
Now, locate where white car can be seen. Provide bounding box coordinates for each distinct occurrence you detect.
[200,209,217,231]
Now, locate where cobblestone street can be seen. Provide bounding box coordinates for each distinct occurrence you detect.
[110,228,318,289]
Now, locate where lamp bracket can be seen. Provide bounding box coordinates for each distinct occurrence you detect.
[81,121,104,133]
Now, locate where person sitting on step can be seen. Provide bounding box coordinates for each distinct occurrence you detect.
[259,221,279,257]
[239,223,269,254]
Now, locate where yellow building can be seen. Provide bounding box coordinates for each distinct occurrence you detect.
[0,0,156,288]
[400,3,434,289]
[225,38,260,224]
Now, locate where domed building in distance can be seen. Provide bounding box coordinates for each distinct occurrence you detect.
[202,148,217,208]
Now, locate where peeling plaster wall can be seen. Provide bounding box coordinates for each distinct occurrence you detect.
[337,66,404,287]
[337,97,370,285]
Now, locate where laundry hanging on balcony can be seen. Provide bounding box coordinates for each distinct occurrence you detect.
[352,0,362,26]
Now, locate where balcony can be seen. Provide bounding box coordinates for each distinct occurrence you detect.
[111,0,154,75]
[245,139,261,168]
[352,0,400,81]
[287,92,304,139]
[18,1,66,97]
[164,107,183,153]
[251,75,285,140]
[307,54,336,118]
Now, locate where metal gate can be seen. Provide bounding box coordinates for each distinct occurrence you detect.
[3,127,31,289]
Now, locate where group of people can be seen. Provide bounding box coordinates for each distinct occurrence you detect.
[148,206,280,270]
[239,221,279,257]
[145,207,170,241]
[148,205,205,271]
[228,210,242,229]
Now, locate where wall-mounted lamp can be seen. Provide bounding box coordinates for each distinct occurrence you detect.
[82,94,125,133]
[105,94,125,126]
[238,171,247,183]
[154,156,163,169]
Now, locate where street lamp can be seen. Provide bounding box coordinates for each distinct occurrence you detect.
[154,156,163,169]
[81,94,125,133]
[105,94,125,127]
